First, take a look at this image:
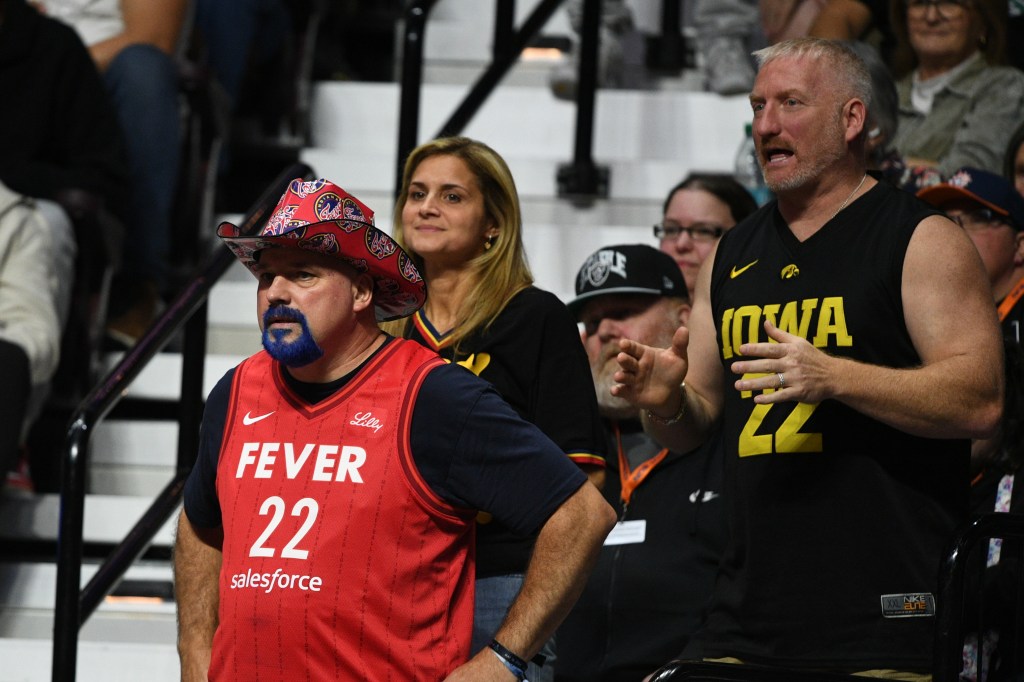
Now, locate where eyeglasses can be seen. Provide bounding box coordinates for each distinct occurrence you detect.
[948,208,1011,231]
[907,0,971,17]
[653,222,726,242]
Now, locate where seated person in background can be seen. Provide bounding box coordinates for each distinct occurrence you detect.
[656,174,757,300]
[697,0,828,96]
[888,0,1024,179]
[844,40,903,178]
[0,183,75,491]
[0,0,128,222]
[193,0,290,115]
[555,245,726,682]
[0,0,128,490]
[1003,121,1024,198]
[41,0,188,345]
[808,0,895,62]
[917,167,1024,343]
[963,340,1024,682]
[917,173,1024,681]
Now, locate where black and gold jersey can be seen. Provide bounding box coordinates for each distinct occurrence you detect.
[701,180,968,673]
[408,286,606,577]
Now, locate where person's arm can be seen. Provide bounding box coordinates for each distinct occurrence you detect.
[444,482,616,681]
[88,0,187,70]
[808,0,873,40]
[174,510,223,682]
[759,0,802,43]
[730,214,1003,439]
[612,244,725,453]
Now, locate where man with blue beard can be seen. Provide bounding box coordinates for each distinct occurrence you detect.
[173,178,615,682]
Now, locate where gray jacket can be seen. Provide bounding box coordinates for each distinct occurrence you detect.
[894,52,1024,175]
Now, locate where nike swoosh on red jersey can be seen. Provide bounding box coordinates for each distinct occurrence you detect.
[243,410,275,425]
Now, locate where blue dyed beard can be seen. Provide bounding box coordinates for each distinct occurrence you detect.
[261,306,325,368]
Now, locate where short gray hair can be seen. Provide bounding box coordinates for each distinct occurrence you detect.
[753,37,873,112]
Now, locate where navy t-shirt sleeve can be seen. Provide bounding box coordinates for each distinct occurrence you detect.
[411,363,587,537]
[182,368,234,528]
[182,358,588,537]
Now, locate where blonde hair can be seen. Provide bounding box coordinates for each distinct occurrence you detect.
[386,137,533,350]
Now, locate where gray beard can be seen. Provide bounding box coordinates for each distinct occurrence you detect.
[593,363,640,421]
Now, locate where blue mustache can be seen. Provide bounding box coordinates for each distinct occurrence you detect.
[263,305,306,326]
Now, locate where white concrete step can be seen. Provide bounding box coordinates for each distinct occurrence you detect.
[308,81,751,197]
[0,493,177,548]
[420,0,572,64]
[100,351,250,403]
[0,637,179,682]
[0,561,176,677]
[89,421,179,495]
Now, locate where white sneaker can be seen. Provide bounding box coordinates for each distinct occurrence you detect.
[703,37,754,96]
[549,27,626,101]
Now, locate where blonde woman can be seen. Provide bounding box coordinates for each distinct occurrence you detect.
[387,136,605,681]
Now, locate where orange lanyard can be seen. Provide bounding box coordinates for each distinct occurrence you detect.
[997,277,1024,322]
[613,422,669,513]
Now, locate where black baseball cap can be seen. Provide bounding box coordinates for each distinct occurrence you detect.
[568,244,688,318]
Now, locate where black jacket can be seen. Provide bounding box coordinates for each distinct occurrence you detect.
[556,420,727,682]
[0,0,128,216]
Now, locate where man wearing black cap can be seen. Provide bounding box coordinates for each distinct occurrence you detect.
[556,245,726,682]
[918,167,1024,344]
[173,179,615,682]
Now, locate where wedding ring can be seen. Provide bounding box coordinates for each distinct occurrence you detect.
[777,372,786,389]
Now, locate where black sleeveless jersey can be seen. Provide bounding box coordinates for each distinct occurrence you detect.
[701,180,968,673]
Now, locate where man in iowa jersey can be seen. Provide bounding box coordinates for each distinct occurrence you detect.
[612,39,1003,677]
[173,179,616,682]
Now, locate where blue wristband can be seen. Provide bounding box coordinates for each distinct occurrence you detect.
[489,639,528,681]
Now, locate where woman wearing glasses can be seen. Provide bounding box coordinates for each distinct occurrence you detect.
[655,174,757,298]
[890,0,1024,176]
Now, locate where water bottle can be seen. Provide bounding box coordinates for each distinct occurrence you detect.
[733,122,772,206]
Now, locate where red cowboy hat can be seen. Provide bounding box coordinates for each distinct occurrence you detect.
[217,178,426,321]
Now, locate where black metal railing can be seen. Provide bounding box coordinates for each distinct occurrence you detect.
[50,162,314,682]
[395,0,608,201]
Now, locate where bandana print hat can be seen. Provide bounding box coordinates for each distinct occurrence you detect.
[217,178,426,321]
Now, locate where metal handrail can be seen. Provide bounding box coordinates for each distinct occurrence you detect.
[395,0,604,198]
[51,162,314,682]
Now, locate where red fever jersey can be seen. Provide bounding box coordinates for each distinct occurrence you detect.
[210,339,477,681]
